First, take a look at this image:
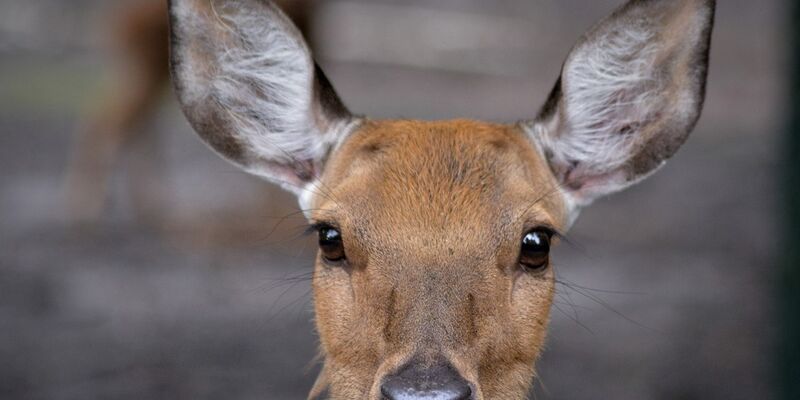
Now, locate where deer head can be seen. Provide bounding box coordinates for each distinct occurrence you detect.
[168,0,715,398]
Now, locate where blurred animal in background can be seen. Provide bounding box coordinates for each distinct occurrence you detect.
[169,0,714,398]
[65,0,316,224]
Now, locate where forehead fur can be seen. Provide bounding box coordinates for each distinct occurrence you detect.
[314,119,567,243]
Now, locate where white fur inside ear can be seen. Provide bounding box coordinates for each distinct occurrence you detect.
[525,0,713,224]
[211,3,331,166]
[539,20,665,178]
[173,0,360,194]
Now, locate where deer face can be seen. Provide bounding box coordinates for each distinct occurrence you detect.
[309,120,566,398]
[168,0,715,398]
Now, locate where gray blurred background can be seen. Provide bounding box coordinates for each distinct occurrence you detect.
[0,0,786,399]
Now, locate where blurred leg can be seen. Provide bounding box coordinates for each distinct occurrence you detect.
[65,0,168,222]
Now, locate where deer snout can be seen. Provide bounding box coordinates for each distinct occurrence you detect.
[380,361,473,400]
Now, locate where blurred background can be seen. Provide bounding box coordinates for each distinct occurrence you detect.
[0,0,789,399]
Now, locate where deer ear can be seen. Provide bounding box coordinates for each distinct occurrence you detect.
[528,0,715,207]
[169,0,357,197]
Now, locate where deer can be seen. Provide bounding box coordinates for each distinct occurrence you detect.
[167,0,715,398]
[65,0,316,223]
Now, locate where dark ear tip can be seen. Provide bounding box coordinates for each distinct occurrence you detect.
[534,76,563,123]
[166,0,188,108]
[697,0,717,24]
[701,0,717,20]
[314,63,352,120]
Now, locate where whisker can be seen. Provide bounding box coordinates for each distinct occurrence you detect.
[556,277,646,296]
[558,278,657,333]
[551,302,594,334]
[249,270,314,294]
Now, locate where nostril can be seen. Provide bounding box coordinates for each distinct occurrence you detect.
[381,362,473,400]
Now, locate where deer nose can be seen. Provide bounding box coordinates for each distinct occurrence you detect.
[381,362,472,400]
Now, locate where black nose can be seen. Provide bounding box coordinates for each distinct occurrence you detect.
[381,362,472,400]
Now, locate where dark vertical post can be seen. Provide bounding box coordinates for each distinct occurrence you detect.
[780,1,800,398]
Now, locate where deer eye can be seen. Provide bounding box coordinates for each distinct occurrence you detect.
[519,229,551,272]
[318,226,346,263]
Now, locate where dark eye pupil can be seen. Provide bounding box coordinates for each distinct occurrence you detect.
[319,227,345,262]
[520,230,551,271]
[522,232,547,249]
[320,227,341,243]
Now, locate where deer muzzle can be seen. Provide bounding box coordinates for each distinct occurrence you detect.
[380,360,473,400]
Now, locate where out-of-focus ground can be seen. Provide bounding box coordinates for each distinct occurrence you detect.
[0,0,785,399]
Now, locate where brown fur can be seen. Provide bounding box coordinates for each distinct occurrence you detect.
[307,120,567,399]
